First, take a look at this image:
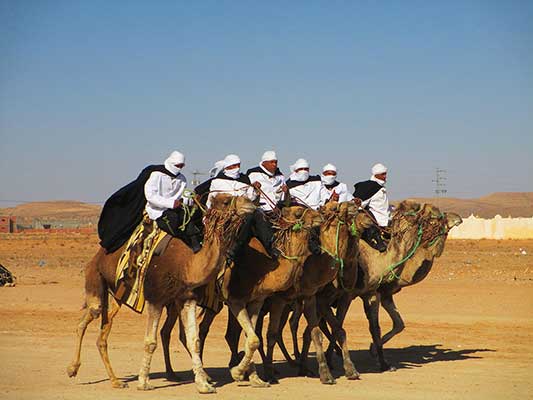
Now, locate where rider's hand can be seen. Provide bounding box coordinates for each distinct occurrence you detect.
[252,181,262,189]
[353,197,362,207]
[173,199,182,209]
[330,191,340,202]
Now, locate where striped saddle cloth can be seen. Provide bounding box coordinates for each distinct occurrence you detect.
[111,215,168,313]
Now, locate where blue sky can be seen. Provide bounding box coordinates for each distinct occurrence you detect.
[1,0,532,205]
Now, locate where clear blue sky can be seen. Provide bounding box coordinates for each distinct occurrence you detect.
[1,0,532,205]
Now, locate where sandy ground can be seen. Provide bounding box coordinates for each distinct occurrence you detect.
[0,234,532,400]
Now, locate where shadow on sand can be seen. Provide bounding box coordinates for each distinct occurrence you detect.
[80,344,494,389]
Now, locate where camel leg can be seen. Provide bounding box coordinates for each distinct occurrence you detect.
[255,309,267,364]
[263,298,286,384]
[66,293,102,378]
[362,293,394,372]
[227,300,269,387]
[225,307,244,368]
[298,324,315,377]
[289,301,303,360]
[325,295,350,361]
[180,300,216,394]
[377,292,404,349]
[319,317,337,369]
[96,297,126,388]
[276,304,299,367]
[161,302,180,381]
[198,307,216,361]
[319,300,360,380]
[303,296,335,384]
[137,301,163,390]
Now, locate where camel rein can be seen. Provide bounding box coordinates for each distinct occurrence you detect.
[378,211,449,285]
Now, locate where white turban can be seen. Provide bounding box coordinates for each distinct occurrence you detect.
[261,150,277,162]
[322,163,337,173]
[290,158,309,172]
[372,163,388,176]
[166,151,185,165]
[209,160,225,177]
[164,151,185,175]
[223,154,241,169]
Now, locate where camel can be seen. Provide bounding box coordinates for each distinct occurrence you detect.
[313,201,463,373]
[160,204,323,387]
[66,194,256,394]
[218,202,376,385]
[256,201,378,384]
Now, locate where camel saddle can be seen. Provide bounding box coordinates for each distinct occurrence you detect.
[112,214,169,313]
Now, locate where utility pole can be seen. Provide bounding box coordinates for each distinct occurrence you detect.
[433,168,447,208]
[191,170,207,186]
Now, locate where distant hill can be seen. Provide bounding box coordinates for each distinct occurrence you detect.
[1,193,531,221]
[0,201,101,220]
[399,192,533,218]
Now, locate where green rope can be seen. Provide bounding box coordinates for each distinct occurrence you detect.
[320,220,347,290]
[378,224,424,285]
[349,220,359,237]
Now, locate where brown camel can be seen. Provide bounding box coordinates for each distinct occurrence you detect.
[160,204,322,387]
[315,201,462,373]
[257,201,377,384]
[65,194,256,394]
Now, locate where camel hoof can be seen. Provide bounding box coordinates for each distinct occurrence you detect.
[267,376,279,385]
[137,382,155,391]
[196,381,217,394]
[346,371,361,380]
[320,376,336,385]
[230,366,245,382]
[344,363,360,380]
[111,379,128,389]
[66,363,80,378]
[319,368,336,385]
[249,373,270,388]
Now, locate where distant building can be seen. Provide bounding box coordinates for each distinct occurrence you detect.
[0,216,17,233]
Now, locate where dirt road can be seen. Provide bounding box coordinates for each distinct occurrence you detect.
[0,234,531,399]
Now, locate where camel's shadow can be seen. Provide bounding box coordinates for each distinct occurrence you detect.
[80,344,494,389]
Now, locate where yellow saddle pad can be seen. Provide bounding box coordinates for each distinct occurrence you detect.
[112,217,168,313]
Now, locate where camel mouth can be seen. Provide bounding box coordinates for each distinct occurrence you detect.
[445,212,462,229]
[238,203,256,216]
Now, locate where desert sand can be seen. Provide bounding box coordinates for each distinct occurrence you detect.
[0,234,532,399]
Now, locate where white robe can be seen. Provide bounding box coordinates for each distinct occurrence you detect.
[324,181,354,203]
[247,166,286,212]
[288,177,331,210]
[144,172,187,220]
[206,174,257,209]
[361,176,390,226]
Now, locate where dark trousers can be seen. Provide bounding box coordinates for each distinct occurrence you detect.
[231,209,275,257]
[156,208,201,247]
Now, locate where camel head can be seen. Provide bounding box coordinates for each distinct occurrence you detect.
[209,193,256,216]
[274,206,322,258]
[204,194,256,247]
[389,201,425,253]
[417,203,462,257]
[318,201,357,257]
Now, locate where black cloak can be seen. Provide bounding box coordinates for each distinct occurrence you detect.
[98,165,176,253]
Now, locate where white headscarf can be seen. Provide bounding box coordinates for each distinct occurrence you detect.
[289,158,310,182]
[223,154,241,179]
[261,150,277,162]
[321,163,337,185]
[164,151,185,176]
[209,160,225,178]
[372,163,387,176]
